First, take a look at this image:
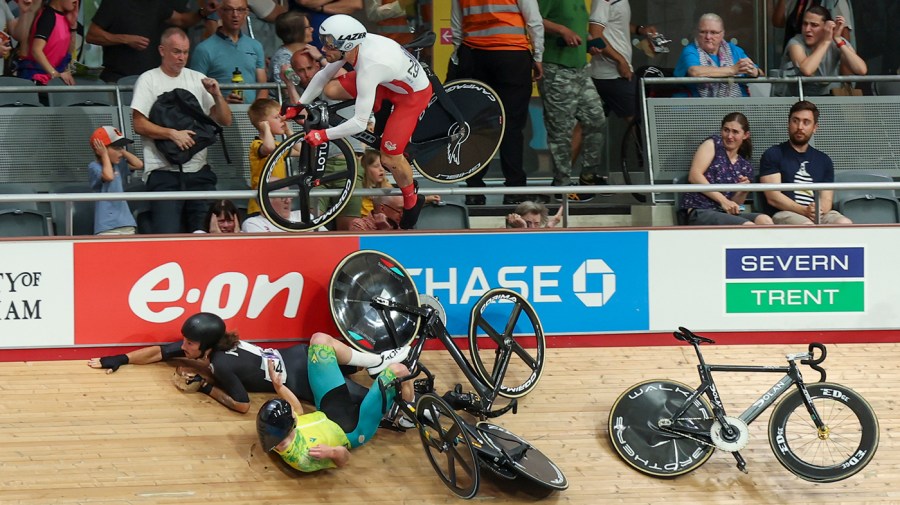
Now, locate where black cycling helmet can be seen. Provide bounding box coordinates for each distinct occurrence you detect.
[181,312,226,352]
[257,398,296,451]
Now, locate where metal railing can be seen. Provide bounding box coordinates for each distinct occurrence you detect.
[1,180,897,235]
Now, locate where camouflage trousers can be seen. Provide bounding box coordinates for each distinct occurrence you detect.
[537,63,607,186]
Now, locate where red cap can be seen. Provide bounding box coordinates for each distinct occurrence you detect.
[90,126,133,148]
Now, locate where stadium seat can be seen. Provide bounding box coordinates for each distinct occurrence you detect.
[116,75,140,106]
[0,209,51,237]
[0,76,42,107]
[834,172,900,224]
[47,77,115,107]
[0,183,40,212]
[50,184,96,236]
[415,202,470,230]
[874,80,900,96]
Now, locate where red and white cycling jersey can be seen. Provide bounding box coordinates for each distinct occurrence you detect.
[300,33,431,145]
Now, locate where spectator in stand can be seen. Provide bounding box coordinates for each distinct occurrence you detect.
[131,27,233,234]
[674,13,762,98]
[17,0,78,85]
[349,149,438,231]
[772,0,854,49]
[364,0,414,45]
[450,0,544,206]
[505,200,562,229]
[86,0,215,83]
[88,126,144,235]
[774,6,866,97]
[680,112,772,226]
[289,0,363,50]
[241,178,322,232]
[588,0,656,122]
[1,0,40,75]
[195,199,242,233]
[246,97,298,217]
[537,0,607,201]
[191,0,268,103]
[268,11,324,85]
[760,100,851,225]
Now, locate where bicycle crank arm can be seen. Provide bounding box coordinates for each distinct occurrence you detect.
[732,451,748,474]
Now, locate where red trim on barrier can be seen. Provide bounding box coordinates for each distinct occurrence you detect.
[3,329,898,362]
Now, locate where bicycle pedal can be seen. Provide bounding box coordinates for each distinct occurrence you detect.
[413,378,432,395]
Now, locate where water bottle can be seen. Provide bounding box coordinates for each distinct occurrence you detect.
[231,67,243,101]
[283,66,302,86]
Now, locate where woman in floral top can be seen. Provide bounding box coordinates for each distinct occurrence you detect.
[680,112,774,226]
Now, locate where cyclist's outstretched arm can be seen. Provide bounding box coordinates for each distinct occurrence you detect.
[299,61,344,104]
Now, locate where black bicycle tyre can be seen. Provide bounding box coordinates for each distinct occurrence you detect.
[467,288,545,399]
[608,379,715,478]
[768,382,879,482]
[416,393,481,499]
[328,250,420,354]
[476,422,568,491]
[257,132,358,232]
[410,79,505,183]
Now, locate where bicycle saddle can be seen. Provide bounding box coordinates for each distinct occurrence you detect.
[674,327,715,345]
[402,32,436,51]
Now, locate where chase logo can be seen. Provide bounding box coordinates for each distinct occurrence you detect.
[361,232,648,334]
[725,247,864,313]
[573,259,616,307]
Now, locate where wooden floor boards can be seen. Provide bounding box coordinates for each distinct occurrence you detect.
[0,343,895,504]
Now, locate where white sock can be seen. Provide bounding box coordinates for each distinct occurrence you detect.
[346,349,383,368]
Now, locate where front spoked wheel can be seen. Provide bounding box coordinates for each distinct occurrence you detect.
[768,382,879,482]
[608,380,715,478]
[329,250,421,354]
[409,79,505,183]
[476,422,568,492]
[467,289,545,399]
[416,393,481,499]
[258,132,358,231]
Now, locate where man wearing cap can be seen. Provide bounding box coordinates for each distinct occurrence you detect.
[88,126,144,235]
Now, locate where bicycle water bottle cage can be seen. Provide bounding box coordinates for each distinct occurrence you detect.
[800,342,827,382]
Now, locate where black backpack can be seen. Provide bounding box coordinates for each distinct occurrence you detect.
[148,88,230,167]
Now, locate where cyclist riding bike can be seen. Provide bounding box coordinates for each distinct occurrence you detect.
[284,14,432,225]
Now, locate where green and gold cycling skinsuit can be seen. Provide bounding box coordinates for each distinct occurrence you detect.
[275,411,351,472]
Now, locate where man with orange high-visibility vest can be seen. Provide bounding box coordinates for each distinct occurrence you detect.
[364,0,416,45]
[450,0,544,207]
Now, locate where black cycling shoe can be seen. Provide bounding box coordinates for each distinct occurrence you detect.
[465,194,486,206]
[399,195,425,230]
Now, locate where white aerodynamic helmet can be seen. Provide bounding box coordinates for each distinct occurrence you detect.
[319,15,367,53]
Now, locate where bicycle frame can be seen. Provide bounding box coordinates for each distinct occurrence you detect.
[371,296,517,418]
[669,339,828,445]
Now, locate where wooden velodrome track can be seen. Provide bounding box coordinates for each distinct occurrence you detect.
[0,342,896,504]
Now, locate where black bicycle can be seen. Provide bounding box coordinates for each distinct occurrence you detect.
[608,327,879,482]
[329,249,567,498]
[258,33,505,231]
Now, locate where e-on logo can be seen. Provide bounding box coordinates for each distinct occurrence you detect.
[573,259,616,307]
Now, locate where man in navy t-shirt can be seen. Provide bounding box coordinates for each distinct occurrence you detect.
[759,100,852,225]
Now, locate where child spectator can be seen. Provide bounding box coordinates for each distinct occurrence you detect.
[246,97,298,217]
[88,126,143,235]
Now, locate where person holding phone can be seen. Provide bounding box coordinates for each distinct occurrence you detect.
[537,0,608,201]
